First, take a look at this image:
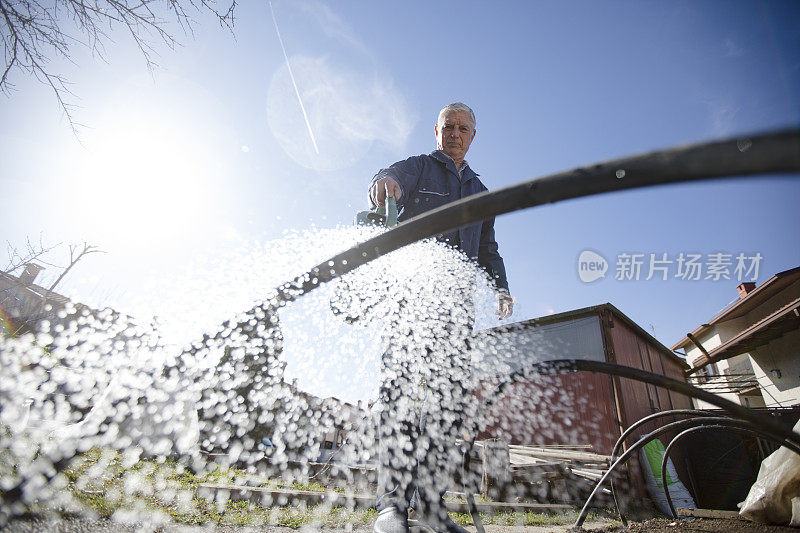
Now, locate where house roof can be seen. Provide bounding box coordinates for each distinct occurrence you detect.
[0,270,113,335]
[0,270,72,307]
[686,295,800,375]
[481,302,688,369]
[671,266,800,351]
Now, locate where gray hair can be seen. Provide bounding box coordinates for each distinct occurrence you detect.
[437,102,476,130]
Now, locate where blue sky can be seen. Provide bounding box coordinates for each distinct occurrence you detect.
[1,1,799,400]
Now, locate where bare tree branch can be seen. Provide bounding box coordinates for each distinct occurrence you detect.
[3,239,102,334]
[0,0,236,133]
[47,242,104,292]
[3,234,60,273]
[3,238,102,283]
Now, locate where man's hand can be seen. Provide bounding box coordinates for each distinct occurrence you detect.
[497,292,513,320]
[370,177,402,207]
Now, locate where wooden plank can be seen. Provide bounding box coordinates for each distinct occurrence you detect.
[196,484,375,508]
[477,442,582,449]
[509,444,591,449]
[675,508,742,519]
[568,468,605,480]
[506,446,610,464]
[438,493,575,513]
[197,483,576,514]
[512,471,562,482]
[508,452,543,465]
[510,461,568,471]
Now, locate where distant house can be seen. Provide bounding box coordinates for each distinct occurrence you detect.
[270,380,369,465]
[189,295,371,465]
[0,264,76,336]
[469,303,693,501]
[2,264,202,457]
[471,302,691,453]
[672,266,800,409]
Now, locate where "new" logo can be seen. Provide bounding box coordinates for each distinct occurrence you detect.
[578,250,608,283]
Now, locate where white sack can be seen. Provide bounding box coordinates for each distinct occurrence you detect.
[740,419,800,526]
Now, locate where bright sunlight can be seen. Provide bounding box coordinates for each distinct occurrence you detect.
[64,111,218,253]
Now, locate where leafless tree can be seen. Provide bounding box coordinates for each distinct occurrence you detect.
[46,241,103,292]
[3,238,102,288]
[0,0,236,131]
[2,239,103,336]
[3,234,59,273]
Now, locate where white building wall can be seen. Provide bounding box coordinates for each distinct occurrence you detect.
[749,329,800,407]
[683,278,800,409]
[731,278,800,407]
[715,316,750,343]
[743,280,800,327]
[684,330,722,369]
[683,328,764,409]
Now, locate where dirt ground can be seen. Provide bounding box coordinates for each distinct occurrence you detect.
[594,517,797,532]
[5,516,800,532]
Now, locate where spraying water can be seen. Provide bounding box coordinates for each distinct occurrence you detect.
[0,224,581,528]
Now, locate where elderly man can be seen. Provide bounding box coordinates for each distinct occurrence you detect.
[369,103,512,533]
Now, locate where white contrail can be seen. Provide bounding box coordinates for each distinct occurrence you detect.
[269,1,320,154]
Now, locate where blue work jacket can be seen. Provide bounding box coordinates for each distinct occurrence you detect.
[370,150,509,292]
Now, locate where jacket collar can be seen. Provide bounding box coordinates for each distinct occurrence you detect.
[430,150,479,181]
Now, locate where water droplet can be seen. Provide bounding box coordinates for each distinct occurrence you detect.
[737,138,752,152]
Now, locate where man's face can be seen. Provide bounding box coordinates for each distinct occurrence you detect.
[435,110,476,162]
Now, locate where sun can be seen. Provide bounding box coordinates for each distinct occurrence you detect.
[65,112,215,252]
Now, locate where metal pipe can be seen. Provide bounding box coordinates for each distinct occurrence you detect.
[463,360,800,527]
[461,443,486,533]
[658,424,792,519]
[685,333,712,361]
[574,417,800,527]
[608,409,728,526]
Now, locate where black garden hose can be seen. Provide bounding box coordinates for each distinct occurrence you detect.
[268,128,799,310]
[459,360,800,528]
[658,424,792,519]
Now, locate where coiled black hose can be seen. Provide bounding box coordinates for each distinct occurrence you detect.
[4,129,800,525]
[607,408,728,526]
[573,416,800,527]
[258,128,798,532]
[459,360,800,529]
[658,424,791,519]
[268,128,799,309]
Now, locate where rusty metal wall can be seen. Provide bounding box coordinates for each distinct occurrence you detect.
[604,312,694,499]
[475,371,619,453]
[605,314,692,435]
[474,306,694,492]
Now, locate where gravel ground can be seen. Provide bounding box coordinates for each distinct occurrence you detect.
[5,516,798,532]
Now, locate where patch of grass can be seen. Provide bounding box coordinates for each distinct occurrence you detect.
[61,449,616,529]
[285,479,343,493]
[60,448,377,528]
[449,508,612,527]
